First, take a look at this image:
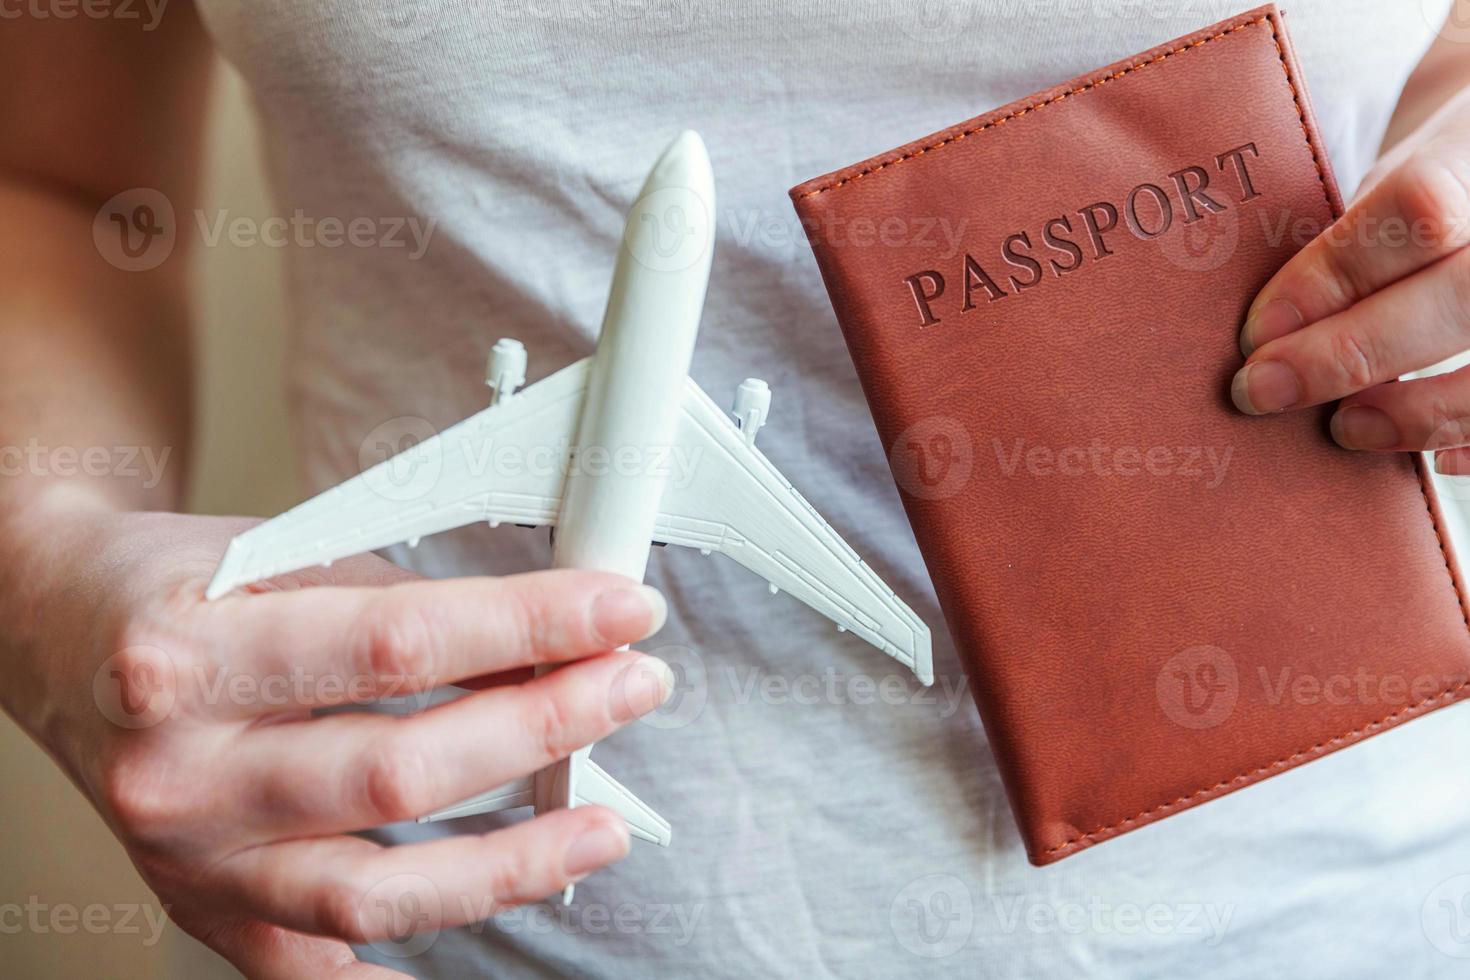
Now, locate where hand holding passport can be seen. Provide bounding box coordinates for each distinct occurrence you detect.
[791,4,1470,864]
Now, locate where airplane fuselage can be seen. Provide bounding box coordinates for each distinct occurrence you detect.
[534,132,715,853]
[550,242,704,580]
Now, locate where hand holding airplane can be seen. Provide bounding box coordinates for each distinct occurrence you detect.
[207,131,932,902]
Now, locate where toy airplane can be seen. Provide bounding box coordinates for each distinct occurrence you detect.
[206,131,931,902]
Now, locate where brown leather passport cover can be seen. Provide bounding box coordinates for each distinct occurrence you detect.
[791,5,1470,864]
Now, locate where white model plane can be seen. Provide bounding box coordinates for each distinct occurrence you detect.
[207,131,931,902]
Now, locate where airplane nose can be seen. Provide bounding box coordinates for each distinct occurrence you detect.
[644,129,714,203]
[667,129,707,164]
[625,130,716,275]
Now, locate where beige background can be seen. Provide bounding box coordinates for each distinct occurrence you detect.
[0,64,291,977]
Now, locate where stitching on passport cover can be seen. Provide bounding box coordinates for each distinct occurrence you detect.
[799,10,1470,858]
[797,16,1268,200]
[1041,678,1470,858]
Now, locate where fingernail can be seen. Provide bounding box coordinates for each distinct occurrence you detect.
[610,655,675,722]
[1330,406,1399,450]
[1231,361,1300,415]
[1240,298,1303,356]
[1437,450,1470,476]
[591,585,667,645]
[564,821,630,880]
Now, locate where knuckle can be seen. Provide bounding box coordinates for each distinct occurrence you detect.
[498,579,554,660]
[105,628,183,712]
[524,687,583,763]
[254,768,316,827]
[1447,249,1470,317]
[1427,393,1470,449]
[98,750,182,839]
[313,880,368,942]
[484,842,537,908]
[110,638,170,679]
[1313,242,1374,309]
[1395,154,1470,249]
[1326,330,1378,391]
[356,600,437,682]
[361,741,436,823]
[112,620,162,660]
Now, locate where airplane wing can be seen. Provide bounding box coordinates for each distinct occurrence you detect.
[653,380,933,685]
[206,358,591,599]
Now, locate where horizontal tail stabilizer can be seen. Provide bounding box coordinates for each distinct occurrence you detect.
[415,758,668,905]
[417,777,534,824]
[575,758,672,847]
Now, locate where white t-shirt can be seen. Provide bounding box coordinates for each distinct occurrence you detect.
[192,1,1470,975]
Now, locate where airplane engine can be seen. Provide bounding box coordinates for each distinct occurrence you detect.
[732,377,770,445]
[486,337,527,404]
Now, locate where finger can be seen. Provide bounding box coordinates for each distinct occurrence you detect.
[250,552,424,592]
[1231,247,1470,414]
[1359,87,1470,202]
[197,570,666,717]
[1241,145,1470,354]
[1329,364,1470,451]
[187,518,421,592]
[189,918,406,980]
[455,664,534,692]
[233,650,672,838]
[1437,447,1470,475]
[217,806,631,942]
